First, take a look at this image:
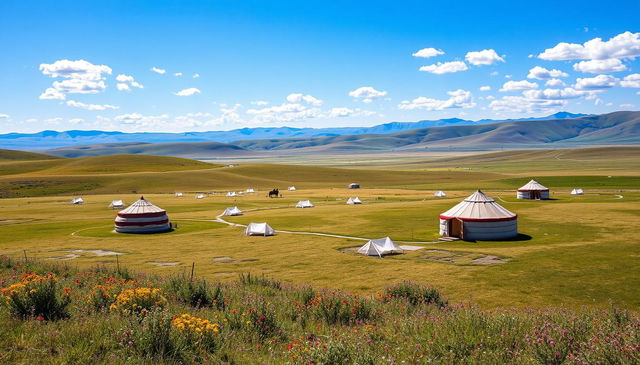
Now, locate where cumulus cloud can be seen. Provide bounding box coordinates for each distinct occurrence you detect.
[527,66,569,80]
[286,93,323,106]
[465,49,504,65]
[174,72,183,77]
[328,107,354,117]
[522,87,585,100]
[115,113,169,126]
[573,58,627,73]
[246,103,321,123]
[115,74,143,92]
[419,61,468,74]
[66,100,119,110]
[39,59,112,80]
[398,89,475,110]
[620,103,635,108]
[0,113,9,119]
[489,96,567,113]
[620,73,640,88]
[52,79,106,94]
[538,31,640,60]
[348,86,387,103]
[545,78,566,87]
[151,67,166,74]
[192,73,200,78]
[412,48,444,58]
[174,88,201,96]
[574,74,618,90]
[500,80,539,92]
[479,86,491,91]
[39,87,66,100]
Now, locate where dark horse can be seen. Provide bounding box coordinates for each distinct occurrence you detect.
[268,188,279,198]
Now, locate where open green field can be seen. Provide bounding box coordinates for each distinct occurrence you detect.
[1,147,639,310]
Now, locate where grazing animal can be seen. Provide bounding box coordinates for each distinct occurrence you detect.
[268,188,279,198]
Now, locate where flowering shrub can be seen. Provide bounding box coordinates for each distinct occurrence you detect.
[172,313,220,351]
[307,292,374,325]
[109,287,167,315]
[1,272,70,320]
[383,281,447,307]
[166,276,225,309]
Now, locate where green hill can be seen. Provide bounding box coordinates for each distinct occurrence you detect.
[46,142,252,158]
[0,149,61,161]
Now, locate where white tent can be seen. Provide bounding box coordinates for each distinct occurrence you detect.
[295,200,314,208]
[246,188,255,193]
[226,191,237,197]
[244,222,275,236]
[571,188,584,195]
[109,200,125,209]
[434,191,447,197]
[357,237,403,258]
[175,192,183,197]
[71,197,84,205]
[439,190,517,241]
[195,194,205,199]
[517,179,550,200]
[288,186,296,191]
[346,197,362,204]
[222,206,243,216]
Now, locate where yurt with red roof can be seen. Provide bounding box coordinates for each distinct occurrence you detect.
[114,196,171,233]
[517,179,550,200]
[439,190,517,240]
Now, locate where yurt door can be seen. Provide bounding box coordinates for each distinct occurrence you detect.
[451,219,463,238]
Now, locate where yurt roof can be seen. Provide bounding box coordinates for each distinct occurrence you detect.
[118,197,166,217]
[517,179,549,191]
[440,190,516,221]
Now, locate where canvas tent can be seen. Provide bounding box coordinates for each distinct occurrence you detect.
[195,194,205,199]
[349,183,360,189]
[71,197,84,205]
[571,188,584,195]
[109,200,125,209]
[246,188,255,193]
[115,196,171,234]
[175,192,183,197]
[222,206,243,216]
[517,179,550,200]
[346,197,362,204]
[288,186,296,191]
[244,222,275,236]
[439,190,517,241]
[296,200,314,208]
[357,237,403,258]
[434,191,447,197]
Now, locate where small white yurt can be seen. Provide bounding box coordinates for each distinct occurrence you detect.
[288,186,296,191]
[571,188,584,195]
[434,191,447,197]
[115,196,171,234]
[175,192,183,197]
[439,190,517,241]
[517,179,550,200]
[349,183,360,189]
[109,200,125,209]
[226,191,237,197]
[246,188,255,193]
[195,194,205,199]
[71,197,84,205]
[296,200,314,208]
[346,197,362,204]
[222,206,243,216]
[244,222,275,236]
[357,237,403,258]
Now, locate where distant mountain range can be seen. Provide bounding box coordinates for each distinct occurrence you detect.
[0,112,588,151]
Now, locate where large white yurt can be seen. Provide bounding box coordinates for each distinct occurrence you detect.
[222,206,243,216]
[346,197,362,204]
[295,200,314,208]
[114,196,171,234]
[434,191,447,197]
[517,179,550,200]
[71,197,84,205]
[571,188,584,195]
[439,190,517,241]
[244,222,275,236]
[109,200,125,209]
[357,237,403,257]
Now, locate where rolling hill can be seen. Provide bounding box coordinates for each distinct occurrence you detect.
[44,142,252,158]
[0,149,61,161]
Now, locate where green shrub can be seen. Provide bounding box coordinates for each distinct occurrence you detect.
[166,275,222,309]
[239,272,282,290]
[309,292,374,325]
[384,281,447,307]
[130,310,186,360]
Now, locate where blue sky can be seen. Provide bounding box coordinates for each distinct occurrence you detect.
[1,0,639,133]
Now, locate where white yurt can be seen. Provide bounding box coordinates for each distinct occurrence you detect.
[357,237,403,257]
[244,222,275,236]
[517,179,550,200]
[246,188,255,193]
[114,196,171,234]
[71,197,84,205]
[571,188,584,195]
[109,200,125,209]
[346,197,362,204]
[288,186,296,191]
[434,191,447,197]
[226,191,237,197]
[295,200,314,208]
[349,183,360,189]
[439,190,517,241]
[175,192,183,197]
[195,194,205,199]
[222,206,243,216]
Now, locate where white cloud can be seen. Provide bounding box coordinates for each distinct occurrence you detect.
[573,58,627,73]
[545,78,566,87]
[328,107,354,117]
[522,87,585,100]
[39,59,112,80]
[479,86,491,91]
[151,67,166,74]
[465,49,504,66]
[527,66,569,80]
[620,73,640,88]
[68,118,84,124]
[398,89,475,110]
[246,103,321,123]
[419,61,468,74]
[251,100,269,106]
[489,96,566,113]
[0,113,9,119]
[412,48,444,58]
[52,79,106,94]
[192,73,200,78]
[66,100,119,110]
[574,74,618,90]
[174,87,201,96]
[620,103,635,108]
[538,31,640,60]
[39,87,66,100]
[115,74,143,92]
[174,72,183,77]
[115,113,169,126]
[500,80,539,92]
[348,86,387,103]
[116,83,131,91]
[286,93,323,106]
